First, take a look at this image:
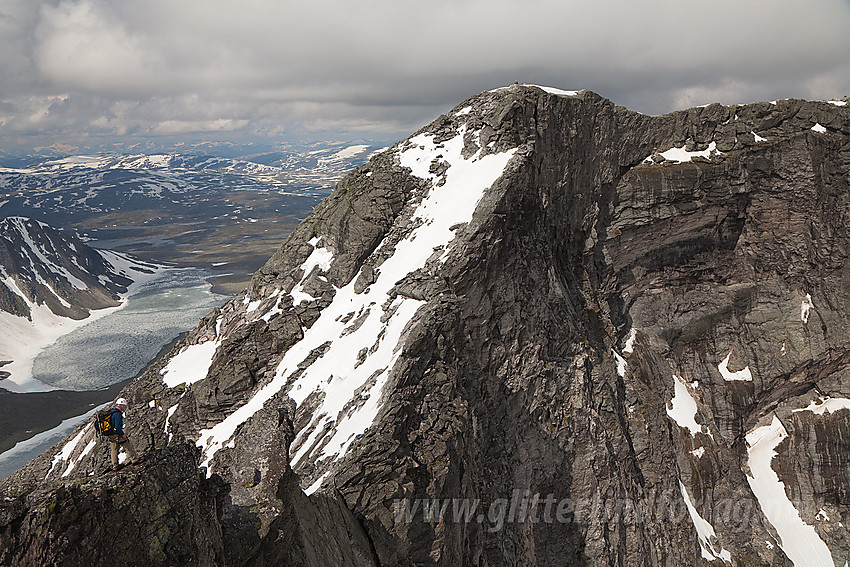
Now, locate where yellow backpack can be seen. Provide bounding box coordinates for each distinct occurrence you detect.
[95,409,120,437]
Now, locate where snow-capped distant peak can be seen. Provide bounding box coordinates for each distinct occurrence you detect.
[42,155,114,169]
[36,153,178,171]
[330,145,371,160]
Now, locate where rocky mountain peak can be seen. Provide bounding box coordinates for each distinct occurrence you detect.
[3,86,850,566]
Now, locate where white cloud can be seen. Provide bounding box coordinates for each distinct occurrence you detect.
[147,118,250,135]
[33,0,167,95]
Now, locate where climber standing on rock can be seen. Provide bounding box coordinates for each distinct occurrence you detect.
[103,397,141,471]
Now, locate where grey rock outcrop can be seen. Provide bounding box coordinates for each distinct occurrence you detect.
[3,87,850,566]
[0,443,227,567]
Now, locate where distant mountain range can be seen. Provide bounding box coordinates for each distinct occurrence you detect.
[0,143,384,291]
[0,143,383,217]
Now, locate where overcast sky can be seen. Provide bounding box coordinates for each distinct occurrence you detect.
[1,0,849,155]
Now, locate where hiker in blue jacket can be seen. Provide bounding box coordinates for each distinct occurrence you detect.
[107,398,140,471]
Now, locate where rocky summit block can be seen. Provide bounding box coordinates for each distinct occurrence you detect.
[3,86,850,566]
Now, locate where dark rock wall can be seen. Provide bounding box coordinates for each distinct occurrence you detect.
[328,90,850,565]
[328,90,688,566]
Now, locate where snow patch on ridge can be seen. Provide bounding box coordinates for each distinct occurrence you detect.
[667,374,711,438]
[645,142,720,164]
[305,471,331,496]
[46,426,88,479]
[612,349,627,377]
[717,350,753,382]
[194,126,518,481]
[679,480,732,563]
[301,237,334,272]
[259,289,284,323]
[63,439,96,478]
[244,238,334,321]
[287,237,334,306]
[793,397,850,415]
[801,294,814,324]
[164,400,182,443]
[489,84,580,97]
[623,328,637,354]
[533,85,580,97]
[161,315,224,388]
[160,339,220,388]
[745,416,835,567]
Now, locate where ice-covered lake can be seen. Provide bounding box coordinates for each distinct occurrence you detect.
[32,267,225,390]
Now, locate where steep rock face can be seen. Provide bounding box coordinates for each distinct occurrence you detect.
[3,87,850,566]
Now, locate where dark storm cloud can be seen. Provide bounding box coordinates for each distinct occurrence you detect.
[1,0,849,152]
